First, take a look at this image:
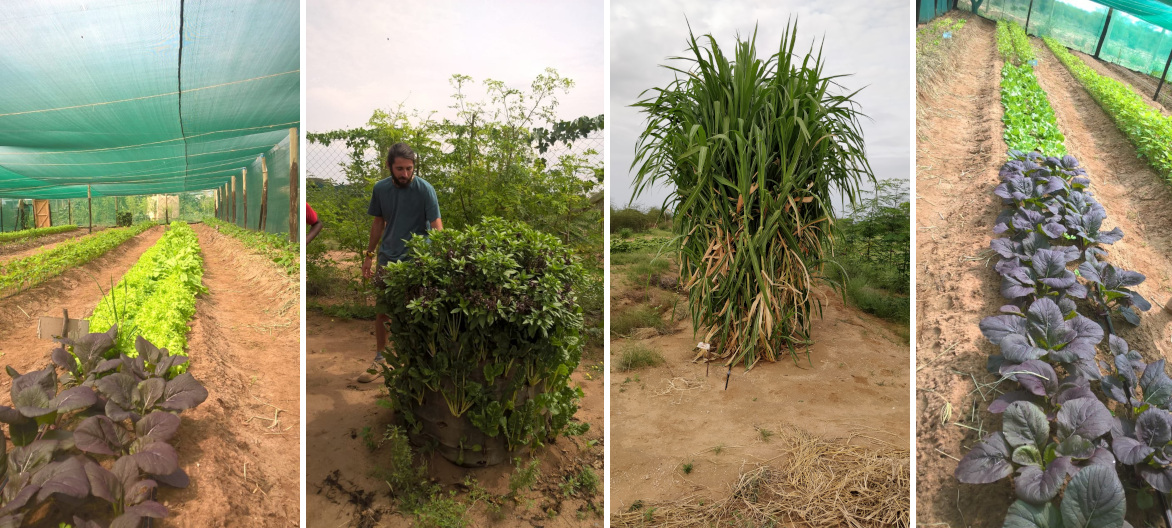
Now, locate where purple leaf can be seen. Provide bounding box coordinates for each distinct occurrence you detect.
[159,373,209,412]
[989,391,1038,413]
[50,386,97,414]
[1112,435,1154,465]
[34,456,90,501]
[125,478,157,506]
[1057,398,1112,441]
[83,458,119,504]
[955,432,1013,484]
[1015,457,1071,505]
[1137,410,1172,447]
[136,412,181,443]
[75,415,126,456]
[96,373,137,409]
[1060,465,1125,528]
[131,378,165,414]
[129,441,179,476]
[154,466,190,489]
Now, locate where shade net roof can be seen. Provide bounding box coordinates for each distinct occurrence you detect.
[922,0,1172,30]
[0,0,300,199]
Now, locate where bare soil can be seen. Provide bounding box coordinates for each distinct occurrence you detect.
[0,222,302,527]
[0,227,103,263]
[915,13,1172,527]
[609,255,911,520]
[305,293,605,526]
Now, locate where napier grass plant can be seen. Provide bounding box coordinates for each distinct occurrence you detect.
[631,21,874,369]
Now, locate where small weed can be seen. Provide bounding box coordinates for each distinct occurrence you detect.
[509,457,541,497]
[758,427,774,442]
[712,444,724,455]
[681,461,694,474]
[617,344,665,371]
[360,426,378,451]
[564,421,590,436]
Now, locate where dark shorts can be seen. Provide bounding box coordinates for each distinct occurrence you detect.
[372,265,389,315]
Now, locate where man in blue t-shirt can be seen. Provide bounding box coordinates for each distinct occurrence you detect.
[358,142,442,382]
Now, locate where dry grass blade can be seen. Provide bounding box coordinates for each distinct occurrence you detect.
[612,428,910,527]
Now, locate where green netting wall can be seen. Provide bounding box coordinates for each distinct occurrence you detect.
[0,0,300,206]
[0,192,215,233]
[956,0,1172,81]
[211,134,294,235]
[920,0,958,23]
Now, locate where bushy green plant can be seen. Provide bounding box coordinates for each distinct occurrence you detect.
[1001,62,1065,154]
[378,217,586,452]
[0,223,154,294]
[1046,37,1172,181]
[0,224,78,245]
[631,22,874,368]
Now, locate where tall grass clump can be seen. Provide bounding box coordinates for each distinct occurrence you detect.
[631,21,875,369]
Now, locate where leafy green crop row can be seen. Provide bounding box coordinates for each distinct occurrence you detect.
[0,224,78,245]
[996,21,1066,155]
[90,222,207,362]
[1002,63,1067,155]
[204,217,299,276]
[996,20,1035,65]
[1045,37,1172,181]
[0,223,155,295]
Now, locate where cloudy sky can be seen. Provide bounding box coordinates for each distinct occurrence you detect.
[306,1,604,134]
[611,0,911,211]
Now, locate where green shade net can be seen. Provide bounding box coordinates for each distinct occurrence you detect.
[0,0,300,225]
[956,0,1172,81]
[920,0,960,23]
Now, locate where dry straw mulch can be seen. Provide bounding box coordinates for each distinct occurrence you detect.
[612,428,909,528]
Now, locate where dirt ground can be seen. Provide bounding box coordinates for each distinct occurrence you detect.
[0,227,102,263]
[305,270,605,527]
[0,222,302,526]
[609,257,911,518]
[915,12,1172,527]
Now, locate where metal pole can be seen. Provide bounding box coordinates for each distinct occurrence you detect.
[1025,0,1035,33]
[1094,7,1114,59]
[1156,45,1172,101]
[87,185,92,234]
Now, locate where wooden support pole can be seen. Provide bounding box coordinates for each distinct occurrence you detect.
[259,156,269,231]
[231,176,237,224]
[241,168,248,229]
[1156,45,1172,101]
[288,127,299,242]
[1094,7,1114,59]
[214,188,219,219]
[0,199,4,232]
[68,200,72,225]
[1025,0,1035,33]
[87,185,92,234]
[114,197,119,226]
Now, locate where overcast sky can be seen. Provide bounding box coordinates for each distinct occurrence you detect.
[611,0,911,211]
[307,1,604,134]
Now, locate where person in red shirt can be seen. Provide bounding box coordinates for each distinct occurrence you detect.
[306,202,323,244]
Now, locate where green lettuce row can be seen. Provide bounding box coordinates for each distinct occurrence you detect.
[204,217,298,276]
[0,223,155,295]
[0,224,79,245]
[90,222,206,361]
[995,21,1065,155]
[1045,37,1172,181]
[1001,63,1067,155]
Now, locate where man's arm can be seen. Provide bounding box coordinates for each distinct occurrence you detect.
[362,217,386,280]
[430,218,443,231]
[306,219,324,244]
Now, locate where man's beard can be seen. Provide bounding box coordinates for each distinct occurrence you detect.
[393,175,412,188]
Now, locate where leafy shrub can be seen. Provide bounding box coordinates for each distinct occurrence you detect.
[611,207,654,233]
[618,228,633,240]
[378,217,586,452]
[0,224,78,245]
[115,212,132,227]
[0,223,154,294]
[1045,37,1172,181]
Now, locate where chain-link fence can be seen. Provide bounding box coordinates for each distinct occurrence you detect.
[306,136,604,185]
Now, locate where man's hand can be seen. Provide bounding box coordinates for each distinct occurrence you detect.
[362,255,374,280]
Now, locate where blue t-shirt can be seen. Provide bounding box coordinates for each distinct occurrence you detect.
[368,176,441,265]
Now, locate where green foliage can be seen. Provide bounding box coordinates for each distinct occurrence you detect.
[610,206,670,233]
[204,217,299,276]
[631,22,875,368]
[996,20,1035,65]
[89,222,205,364]
[615,344,666,371]
[619,228,633,239]
[508,457,541,497]
[0,223,154,294]
[611,305,667,337]
[0,224,78,245]
[115,211,132,227]
[1001,62,1067,155]
[306,69,602,254]
[916,17,966,51]
[610,237,668,254]
[1046,37,1172,181]
[559,467,600,497]
[379,218,586,452]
